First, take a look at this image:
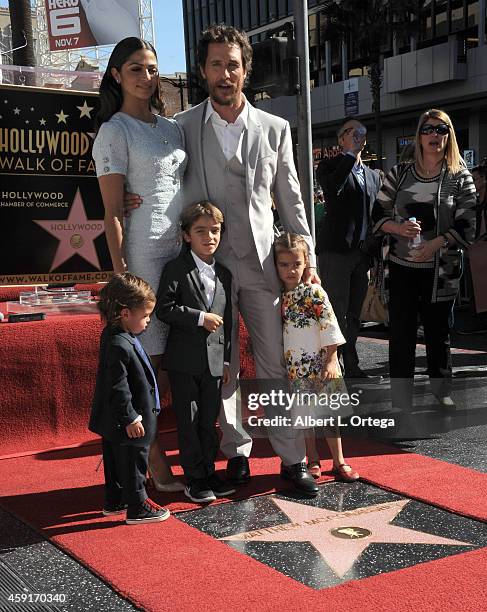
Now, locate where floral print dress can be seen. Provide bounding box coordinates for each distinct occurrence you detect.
[282,283,348,420]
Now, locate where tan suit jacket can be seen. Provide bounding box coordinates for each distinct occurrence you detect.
[175,100,316,290]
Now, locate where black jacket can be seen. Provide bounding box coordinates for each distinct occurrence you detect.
[89,326,159,447]
[316,153,381,253]
[156,250,232,377]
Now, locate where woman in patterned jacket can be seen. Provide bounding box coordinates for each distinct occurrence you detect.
[373,109,476,413]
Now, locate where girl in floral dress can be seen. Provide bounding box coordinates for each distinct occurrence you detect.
[274,233,359,482]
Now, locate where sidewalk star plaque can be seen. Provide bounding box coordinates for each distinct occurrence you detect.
[220,497,472,579]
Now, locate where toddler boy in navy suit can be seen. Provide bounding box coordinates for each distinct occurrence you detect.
[156,202,235,503]
[90,273,170,524]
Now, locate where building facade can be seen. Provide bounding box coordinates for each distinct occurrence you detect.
[182,0,487,170]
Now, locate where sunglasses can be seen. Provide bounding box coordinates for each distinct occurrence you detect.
[420,123,450,136]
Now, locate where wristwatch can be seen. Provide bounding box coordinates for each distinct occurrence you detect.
[440,234,450,248]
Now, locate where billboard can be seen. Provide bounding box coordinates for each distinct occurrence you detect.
[0,84,113,285]
[44,0,140,52]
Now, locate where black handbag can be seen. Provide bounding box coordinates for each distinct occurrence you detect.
[360,232,384,258]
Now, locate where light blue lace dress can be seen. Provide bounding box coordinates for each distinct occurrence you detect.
[93,111,187,355]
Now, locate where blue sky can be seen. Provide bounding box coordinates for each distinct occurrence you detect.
[152,1,187,74]
[0,1,187,74]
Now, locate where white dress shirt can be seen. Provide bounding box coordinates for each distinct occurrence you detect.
[192,251,216,325]
[192,251,229,367]
[204,96,249,162]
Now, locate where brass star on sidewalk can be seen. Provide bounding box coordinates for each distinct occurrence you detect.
[221,498,472,578]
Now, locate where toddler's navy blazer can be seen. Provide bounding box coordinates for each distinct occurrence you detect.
[89,326,158,447]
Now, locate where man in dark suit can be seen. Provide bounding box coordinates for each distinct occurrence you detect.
[316,118,381,378]
[156,202,236,504]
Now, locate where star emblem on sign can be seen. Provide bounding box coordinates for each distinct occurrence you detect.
[220,498,472,578]
[55,109,69,124]
[33,189,105,272]
[77,100,94,118]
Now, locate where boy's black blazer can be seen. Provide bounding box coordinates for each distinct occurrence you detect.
[156,250,232,377]
[89,326,158,447]
[316,153,381,254]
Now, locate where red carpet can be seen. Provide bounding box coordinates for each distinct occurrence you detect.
[0,435,486,611]
[0,316,255,458]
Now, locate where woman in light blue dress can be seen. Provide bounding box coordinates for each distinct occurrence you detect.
[92,37,186,491]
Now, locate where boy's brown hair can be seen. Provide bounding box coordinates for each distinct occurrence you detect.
[273,232,309,262]
[98,273,155,326]
[180,201,224,234]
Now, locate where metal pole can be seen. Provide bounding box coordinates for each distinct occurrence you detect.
[179,74,184,111]
[294,0,315,240]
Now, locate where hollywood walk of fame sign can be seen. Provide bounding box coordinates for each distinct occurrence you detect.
[220,496,473,580]
[0,84,112,285]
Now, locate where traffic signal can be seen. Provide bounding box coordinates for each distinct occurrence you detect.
[249,37,299,97]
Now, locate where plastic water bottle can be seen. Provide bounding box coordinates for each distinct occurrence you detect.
[408,217,422,249]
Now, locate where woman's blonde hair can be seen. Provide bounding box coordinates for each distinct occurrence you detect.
[274,232,309,262]
[414,108,462,174]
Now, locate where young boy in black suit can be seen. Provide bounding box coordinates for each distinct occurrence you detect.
[156,202,235,503]
[89,273,170,524]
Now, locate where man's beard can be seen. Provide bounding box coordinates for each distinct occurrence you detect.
[208,83,239,106]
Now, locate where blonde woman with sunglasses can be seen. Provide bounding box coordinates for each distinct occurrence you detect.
[372,109,476,415]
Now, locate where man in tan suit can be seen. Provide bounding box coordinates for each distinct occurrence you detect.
[127,25,319,496]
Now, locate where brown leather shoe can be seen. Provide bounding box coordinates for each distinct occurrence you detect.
[331,463,359,482]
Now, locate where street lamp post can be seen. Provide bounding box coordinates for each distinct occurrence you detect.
[159,74,187,112]
[294,0,315,240]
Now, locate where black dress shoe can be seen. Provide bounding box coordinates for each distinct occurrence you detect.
[226,456,250,485]
[345,367,382,380]
[281,462,319,497]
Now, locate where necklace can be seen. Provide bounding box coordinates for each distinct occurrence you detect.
[422,159,443,175]
[136,112,157,127]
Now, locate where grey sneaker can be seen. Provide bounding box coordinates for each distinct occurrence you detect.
[126,498,170,525]
[102,502,128,516]
[207,473,236,497]
[184,480,216,503]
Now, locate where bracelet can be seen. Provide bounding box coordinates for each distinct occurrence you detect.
[440,234,449,248]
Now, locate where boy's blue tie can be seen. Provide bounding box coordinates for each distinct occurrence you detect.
[133,336,161,414]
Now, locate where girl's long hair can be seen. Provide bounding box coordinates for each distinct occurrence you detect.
[414,108,463,175]
[273,233,310,262]
[95,37,165,132]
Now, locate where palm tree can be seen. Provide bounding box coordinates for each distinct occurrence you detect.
[321,0,420,168]
[8,0,36,84]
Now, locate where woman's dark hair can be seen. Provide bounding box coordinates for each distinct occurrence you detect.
[98,272,155,326]
[95,37,165,132]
